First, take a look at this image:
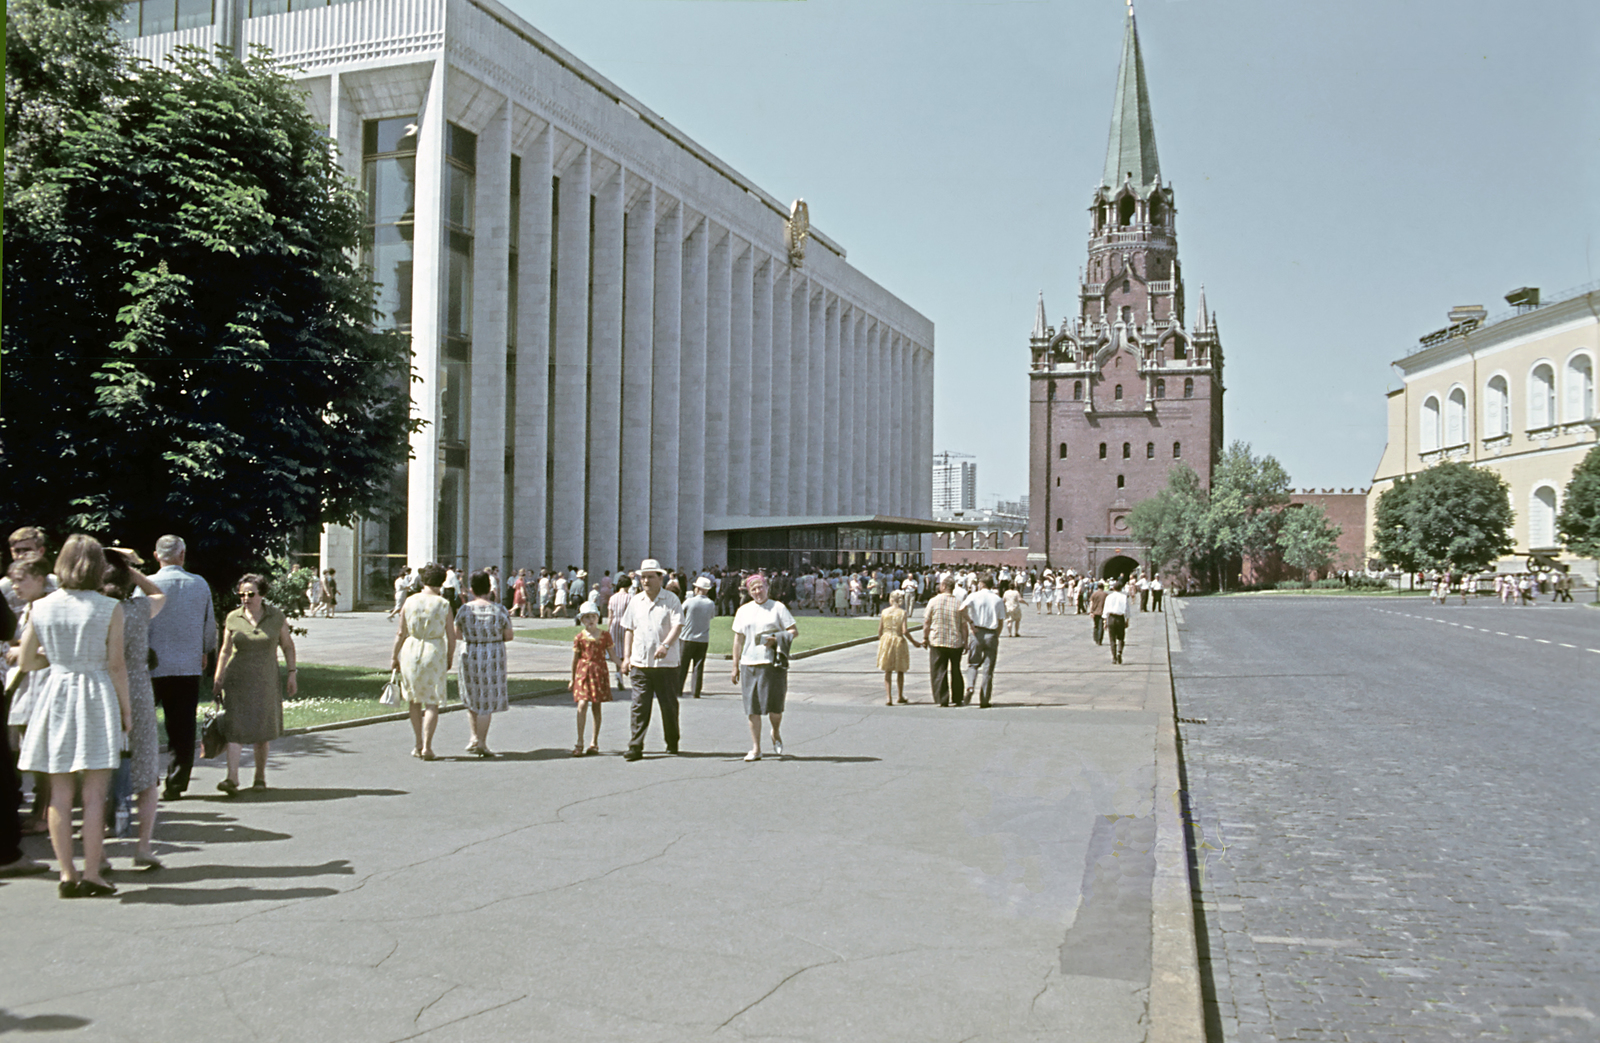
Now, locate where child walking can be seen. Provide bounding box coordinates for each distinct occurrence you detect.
[570,602,612,756]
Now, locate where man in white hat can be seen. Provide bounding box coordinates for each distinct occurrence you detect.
[680,576,717,699]
[619,559,684,760]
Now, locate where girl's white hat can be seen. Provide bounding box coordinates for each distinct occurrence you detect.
[577,601,601,620]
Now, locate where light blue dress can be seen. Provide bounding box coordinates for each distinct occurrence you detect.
[19,589,122,774]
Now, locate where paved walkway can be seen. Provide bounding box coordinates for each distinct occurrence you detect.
[3,603,1200,1042]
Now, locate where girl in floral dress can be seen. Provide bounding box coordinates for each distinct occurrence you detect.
[570,603,612,756]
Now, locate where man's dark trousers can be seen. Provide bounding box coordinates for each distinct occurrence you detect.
[1152,590,1163,611]
[1107,614,1128,663]
[629,667,681,754]
[679,640,709,698]
[928,646,965,707]
[1092,614,1104,645]
[155,675,201,794]
[1139,589,1149,612]
[965,626,1000,707]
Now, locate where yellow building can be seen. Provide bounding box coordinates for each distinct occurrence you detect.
[1368,284,1599,581]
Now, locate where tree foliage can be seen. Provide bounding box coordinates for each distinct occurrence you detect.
[1127,441,1294,589]
[1557,444,1600,560]
[1372,463,1514,573]
[3,2,416,584]
[1277,503,1342,578]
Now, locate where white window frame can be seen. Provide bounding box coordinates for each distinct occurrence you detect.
[1420,394,1442,452]
[1528,483,1559,549]
[1528,361,1556,429]
[1484,372,1510,438]
[1445,384,1467,446]
[1564,350,1595,423]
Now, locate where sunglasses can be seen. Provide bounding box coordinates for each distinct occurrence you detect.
[238,590,261,599]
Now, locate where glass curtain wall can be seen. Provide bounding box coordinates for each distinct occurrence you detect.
[436,122,477,569]
[356,117,417,604]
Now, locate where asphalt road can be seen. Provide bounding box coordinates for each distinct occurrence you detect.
[1170,595,1600,1042]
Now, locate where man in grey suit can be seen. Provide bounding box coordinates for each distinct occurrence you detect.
[147,535,217,800]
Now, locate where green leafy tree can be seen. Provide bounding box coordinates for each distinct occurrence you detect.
[1557,445,1600,559]
[1276,503,1342,579]
[3,4,416,586]
[1128,461,1214,580]
[1372,463,1513,573]
[1207,441,1292,578]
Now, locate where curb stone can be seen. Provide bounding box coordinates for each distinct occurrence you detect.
[1148,602,1206,1042]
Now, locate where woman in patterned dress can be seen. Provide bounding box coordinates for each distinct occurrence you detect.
[570,602,612,755]
[101,549,168,868]
[875,589,920,705]
[16,535,132,897]
[454,569,512,757]
[390,562,454,760]
[214,573,296,794]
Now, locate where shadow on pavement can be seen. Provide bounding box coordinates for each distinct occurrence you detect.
[121,860,355,885]
[226,787,408,802]
[148,811,291,845]
[0,1009,92,1032]
[117,885,343,906]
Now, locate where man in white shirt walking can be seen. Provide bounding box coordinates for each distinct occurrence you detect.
[961,574,1005,708]
[1102,580,1131,665]
[620,559,684,760]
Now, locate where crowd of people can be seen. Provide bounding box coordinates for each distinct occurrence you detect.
[1422,569,1580,605]
[3,523,1174,895]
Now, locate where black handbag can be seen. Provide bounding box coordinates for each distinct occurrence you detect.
[201,704,228,759]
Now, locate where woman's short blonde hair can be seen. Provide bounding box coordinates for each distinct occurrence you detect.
[55,534,107,591]
[889,589,905,606]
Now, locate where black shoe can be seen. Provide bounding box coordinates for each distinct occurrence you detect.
[666,746,679,755]
[59,880,83,899]
[162,787,182,801]
[77,879,118,898]
[623,749,643,762]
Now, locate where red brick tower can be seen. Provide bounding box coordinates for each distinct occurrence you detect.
[1027,4,1224,577]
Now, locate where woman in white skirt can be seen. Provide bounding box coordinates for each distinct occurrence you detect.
[1036,573,1053,614]
[17,535,131,898]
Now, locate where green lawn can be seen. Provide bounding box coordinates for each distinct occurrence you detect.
[172,665,570,736]
[516,616,880,657]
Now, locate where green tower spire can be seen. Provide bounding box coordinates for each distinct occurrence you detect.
[1102,1,1161,190]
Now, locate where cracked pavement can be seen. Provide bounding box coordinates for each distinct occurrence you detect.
[3,605,1176,1042]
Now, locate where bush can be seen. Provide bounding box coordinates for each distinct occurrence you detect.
[1274,580,1309,590]
[1312,578,1345,589]
[1345,575,1391,590]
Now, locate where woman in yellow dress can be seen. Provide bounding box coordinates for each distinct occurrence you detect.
[875,589,920,705]
[390,562,455,760]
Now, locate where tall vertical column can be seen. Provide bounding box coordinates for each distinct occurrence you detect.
[749,259,774,515]
[650,198,683,565]
[768,265,791,516]
[726,241,753,518]
[788,278,811,515]
[550,146,591,571]
[406,57,448,566]
[512,124,553,572]
[862,321,879,512]
[586,162,624,576]
[618,181,655,568]
[839,307,857,513]
[889,332,905,517]
[914,345,930,517]
[704,229,734,523]
[678,216,709,572]
[819,293,839,514]
[467,97,511,570]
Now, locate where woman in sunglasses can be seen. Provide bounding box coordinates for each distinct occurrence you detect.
[212,574,297,794]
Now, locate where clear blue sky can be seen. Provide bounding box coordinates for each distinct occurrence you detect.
[511,0,1600,506]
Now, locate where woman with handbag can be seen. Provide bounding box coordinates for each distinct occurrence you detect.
[391,562,454,760]
[213,574,296,794]
[16,535,132,897]
[101,549,167,867]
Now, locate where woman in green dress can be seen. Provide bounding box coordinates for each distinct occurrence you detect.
[213,574,296,795]
[391,562,455,760]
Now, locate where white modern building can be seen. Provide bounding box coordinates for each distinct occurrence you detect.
[932,458,977,514]
[123,0,935,603]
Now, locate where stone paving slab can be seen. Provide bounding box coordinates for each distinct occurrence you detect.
[2,605,1199,1043]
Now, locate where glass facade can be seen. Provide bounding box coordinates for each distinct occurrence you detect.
[114,0,358,36]
[352,117,419,604]
[727,527,925,573]
[436,122,477,569]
